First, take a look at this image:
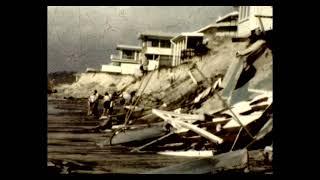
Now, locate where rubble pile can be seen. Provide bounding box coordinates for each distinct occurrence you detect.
[96,36,273,174]
[50,36,273,174]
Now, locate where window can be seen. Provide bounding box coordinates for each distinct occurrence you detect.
[145,54,160,60]
[146,40,152,47]
[239,6,250,21]
[160,40,171,48]
[122,50,134,59]
[159,55,172,67]
[187,37,203,49]
[160,55,171,61]
[145,54,154,60]
[151,40,159,47]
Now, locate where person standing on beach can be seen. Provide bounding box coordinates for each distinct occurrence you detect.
[101,92,111,117]
[122,91,132,105]
[169,68,175,86]
[87,90,99,116]
[140,54,148,76]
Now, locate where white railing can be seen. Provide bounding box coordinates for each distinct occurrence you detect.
[110,54,121,60]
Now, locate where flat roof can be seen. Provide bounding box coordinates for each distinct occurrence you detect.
[216,11,239,23]
[138,31,178,40]
[194,23,237,33]
[116,44,142,51]
[171,32,204,42]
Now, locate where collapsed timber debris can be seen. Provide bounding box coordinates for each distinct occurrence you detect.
[49,30,273,174]
[85,34,273,174]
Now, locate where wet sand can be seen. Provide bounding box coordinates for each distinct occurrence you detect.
[48,98,201,174]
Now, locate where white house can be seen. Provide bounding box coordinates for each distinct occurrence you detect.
[138,32,177,70]
[215,11,239,37]
[171,32,204,66]
[195,11,239,38]
[237,6,273,37]
[167,11,239,66]
[101,44,142,75]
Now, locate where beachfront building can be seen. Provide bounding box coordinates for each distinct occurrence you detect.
[237,6,273,37]
[101,44,142,75]
[195,11,239,39]
[169,11,239,66]
[138,32,177,70]
[171,32,204,66]
[215,11,239,37]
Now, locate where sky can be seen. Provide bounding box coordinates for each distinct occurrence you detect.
[48,6,235,73]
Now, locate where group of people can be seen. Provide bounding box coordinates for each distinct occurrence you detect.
[87,89,136,119]
[87,90,114,118]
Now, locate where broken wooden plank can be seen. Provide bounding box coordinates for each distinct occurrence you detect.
[111,122,164,130]
[223,111,264,129]
[194,87,212,103]
[111,124,125,129]
[230,127,243,151]
[207,107,228,116]
[220,57,244,101]
[158,150,214,157]
[254,118,272,141]
[143,149,248,174]
[124,105,144,111]
[160,143,184,147]
[249,90,272,102]
[173,120,223,144]
[212,117,230,123]
[152,109,205,121]
[155,113,190,133]
[153,109,223,144]
[246,117,272,148]
[213,77,222,90]
[221,92,272,117]
[236,40,266,57]
[226,101,252,114]
[188,70,198,85]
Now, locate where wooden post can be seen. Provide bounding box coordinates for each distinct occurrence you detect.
[124,71,155,128]
[230,127,243,151]
[188,70,198,85]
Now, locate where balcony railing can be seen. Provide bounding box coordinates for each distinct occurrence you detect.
[122,55,134,60]
[110,54,120,60]
[181,49,195,60]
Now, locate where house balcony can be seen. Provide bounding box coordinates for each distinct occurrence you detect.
[110,54,139,64]
[144,47,172,56]
[110,54,121,61]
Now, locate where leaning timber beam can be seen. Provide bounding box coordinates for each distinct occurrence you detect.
[188,70,198,85]
[152,109,223,144]
[152,109,205,121]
